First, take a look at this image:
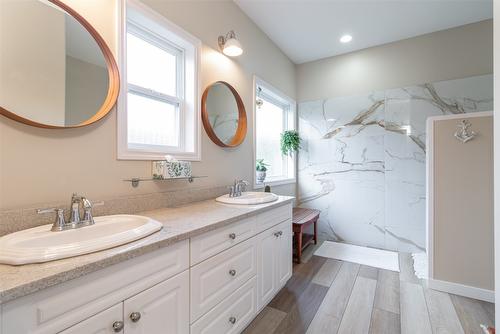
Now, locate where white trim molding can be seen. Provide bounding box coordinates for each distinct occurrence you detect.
[117,0,201,161]
[252,75,297,189]
[426,110,493,301]
[427,279,495,303]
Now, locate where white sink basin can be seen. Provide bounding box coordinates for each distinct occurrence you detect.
[0,215,163,265]
[216,192,279,205]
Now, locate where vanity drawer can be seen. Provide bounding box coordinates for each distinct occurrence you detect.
[191,216,257,265]
[190,237,257,322]
[190,277,257,334]
[257,203,292,233]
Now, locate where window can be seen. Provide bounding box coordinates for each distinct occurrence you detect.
[254,77,296,187]
[118,0,201,160]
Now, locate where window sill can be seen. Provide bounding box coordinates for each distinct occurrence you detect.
[117,150,201,161]
[253,178,296,189]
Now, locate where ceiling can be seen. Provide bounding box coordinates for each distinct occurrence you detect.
[235,1,493,64]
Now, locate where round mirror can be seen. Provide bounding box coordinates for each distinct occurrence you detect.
[0,0,119,128]
[201,81,247,147]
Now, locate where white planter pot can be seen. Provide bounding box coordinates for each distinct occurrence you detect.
[256,171,266,184]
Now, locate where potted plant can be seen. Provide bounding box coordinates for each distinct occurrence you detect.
[256,159,269,184]
[280,130,301,156]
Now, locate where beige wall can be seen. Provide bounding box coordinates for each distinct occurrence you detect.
[432,114,493,290]
[0,0,296,210]
[297,20,493,102]
[0,0,66,125]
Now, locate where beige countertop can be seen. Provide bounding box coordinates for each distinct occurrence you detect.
[0,196,294,304]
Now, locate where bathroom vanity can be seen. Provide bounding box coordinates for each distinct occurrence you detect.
[0,197,293,334]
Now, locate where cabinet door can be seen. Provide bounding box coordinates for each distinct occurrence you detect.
[124,270,189,334]
[58,303,123,334]
[256,228,277,309]
[276,220,293,288]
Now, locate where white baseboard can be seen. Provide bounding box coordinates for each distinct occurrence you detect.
[427,278,494,303]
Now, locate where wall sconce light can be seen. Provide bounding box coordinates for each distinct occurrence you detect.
[218,30,243,57]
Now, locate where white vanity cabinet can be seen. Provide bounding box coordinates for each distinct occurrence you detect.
[123,270,190,334]
[59,270,189,334]
[0,202,293,334]
[1,240,190,334]
[256,219,292,309]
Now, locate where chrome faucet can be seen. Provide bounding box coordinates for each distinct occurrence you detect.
[70,193,81,225]
[37,193,103,232]
[229,180,249,197]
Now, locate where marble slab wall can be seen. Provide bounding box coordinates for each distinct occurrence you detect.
[298,74,493,252]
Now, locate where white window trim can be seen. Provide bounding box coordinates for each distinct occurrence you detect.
[253,76,297,189]
[117,0,201,161]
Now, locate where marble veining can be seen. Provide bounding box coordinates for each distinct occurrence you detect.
[298,74,493,252]
[0,196,294,304]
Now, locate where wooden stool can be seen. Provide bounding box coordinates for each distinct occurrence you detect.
[292,207,320,263]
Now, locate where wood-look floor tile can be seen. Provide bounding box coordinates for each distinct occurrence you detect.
[294,255,327,280]
[305,311,339,334]
[269,273,310,313]
[358,265,379,280]
[451,294,495,334]
[374,269,400,314]
[369,308,401,334]
[400,281,432,334]
[247,254,493,334]
[337,276,377,334]
[311,259,342,287]
[270,256,327,314]
[243,306,287,334]
[273,282,328,334]
[314,261,360,320]
[424,288,464,334]
[300,239,325,264]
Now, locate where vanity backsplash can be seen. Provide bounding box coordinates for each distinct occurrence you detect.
[0,185,229,237]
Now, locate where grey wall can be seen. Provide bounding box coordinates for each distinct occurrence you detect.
[296,20,493,102]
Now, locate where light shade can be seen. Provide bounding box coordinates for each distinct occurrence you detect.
[218,31,244,57]
[222,37,243,57]
[340,34,353,43]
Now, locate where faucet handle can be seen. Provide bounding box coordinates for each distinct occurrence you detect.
[37,208,67,231]
[37,207,57,214]
[82,198,103,224]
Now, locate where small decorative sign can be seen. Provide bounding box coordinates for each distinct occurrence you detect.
[454,119,476,144]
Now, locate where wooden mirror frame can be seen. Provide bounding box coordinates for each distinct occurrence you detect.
[0,0,120,129]
[201,81,247,148]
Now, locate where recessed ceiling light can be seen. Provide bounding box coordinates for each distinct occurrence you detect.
[340,34,353,43]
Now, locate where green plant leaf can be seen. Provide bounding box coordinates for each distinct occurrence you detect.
[280,130,301,156]
[256,159,269,171]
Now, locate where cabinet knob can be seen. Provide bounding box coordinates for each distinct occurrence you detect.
[229,233,236,240]
[229,269,237,276]
[112,320,124,332]
[130,311,142,323]
[229,316,237,324]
